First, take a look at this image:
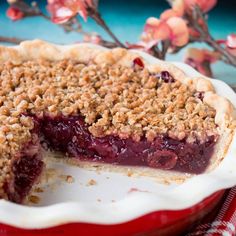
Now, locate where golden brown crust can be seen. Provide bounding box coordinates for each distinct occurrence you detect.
[0,59,218,142]
[0,41,220,142]
[2,39,234,129]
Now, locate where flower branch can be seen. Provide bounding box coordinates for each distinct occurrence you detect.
[2,0,236,78]
[0,36,24,44]
[5,0,123,48]
[206,36,236,66]
[139,0,236,77]
[186,5,236,67]
[86,5,125,47]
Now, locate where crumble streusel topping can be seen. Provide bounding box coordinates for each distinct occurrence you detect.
[0,59,218,192]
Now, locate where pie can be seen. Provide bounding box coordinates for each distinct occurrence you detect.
[0,40,235,204]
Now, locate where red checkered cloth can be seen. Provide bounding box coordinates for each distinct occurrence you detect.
[187,187,236,236]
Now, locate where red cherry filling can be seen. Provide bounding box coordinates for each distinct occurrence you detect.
[195,91,205,101]
[133,57,144,69]
[8,114,216,203]
[160,71,175,83]
[147,150,178,170]
[40,115,215,174]
[7,138,43,203]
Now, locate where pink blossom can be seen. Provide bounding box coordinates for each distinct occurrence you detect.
[170,0,217,14]
[160,0,185,20]
[83,34,102,44]
[226,34,236,48]
[172,0,185,15]
[185,48,219,63]
[227,48,236,57]
[143,17,172,42]
[142,16,189,47]
[47,0,93,24]
[7,0,17,3]
[184,48,220,76]
[6,6,24,21]
[160,9,180,21]
[166,17,189,46]
[226,34,236,56]
[216,34,236,56]
[184,0,217,13]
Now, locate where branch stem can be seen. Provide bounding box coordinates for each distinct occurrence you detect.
[0,36,24,44]
[88,9,125,47]
[205,36,236,66]
[185,6,236,67]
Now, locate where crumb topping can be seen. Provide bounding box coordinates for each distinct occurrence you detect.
[0,59,218,190]
[28,195,40,204]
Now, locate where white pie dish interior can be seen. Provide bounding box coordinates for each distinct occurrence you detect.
[0,43,236,229]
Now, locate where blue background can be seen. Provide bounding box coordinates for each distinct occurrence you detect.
[0,0,235,84]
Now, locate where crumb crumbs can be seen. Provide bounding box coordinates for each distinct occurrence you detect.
[66,175,74,183]
[59,174,75,183]
[28,195,40,204]
[127,170,133,177]
[97,198,101,202]
[45,168,58,180]
[162,180,171,185]
[34,187,44,193]
[87,179,97,186]
[111,200,116,203]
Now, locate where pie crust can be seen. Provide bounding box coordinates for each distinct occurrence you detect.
[0,40,235,202]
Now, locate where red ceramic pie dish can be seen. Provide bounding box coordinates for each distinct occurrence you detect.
[0,42,236,236]
[0,190,225,236]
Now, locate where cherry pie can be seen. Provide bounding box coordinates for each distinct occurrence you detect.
[0,40,235,203]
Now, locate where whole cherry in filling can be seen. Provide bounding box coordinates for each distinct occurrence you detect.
[133,57,144,69]
[160,71,175,83]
